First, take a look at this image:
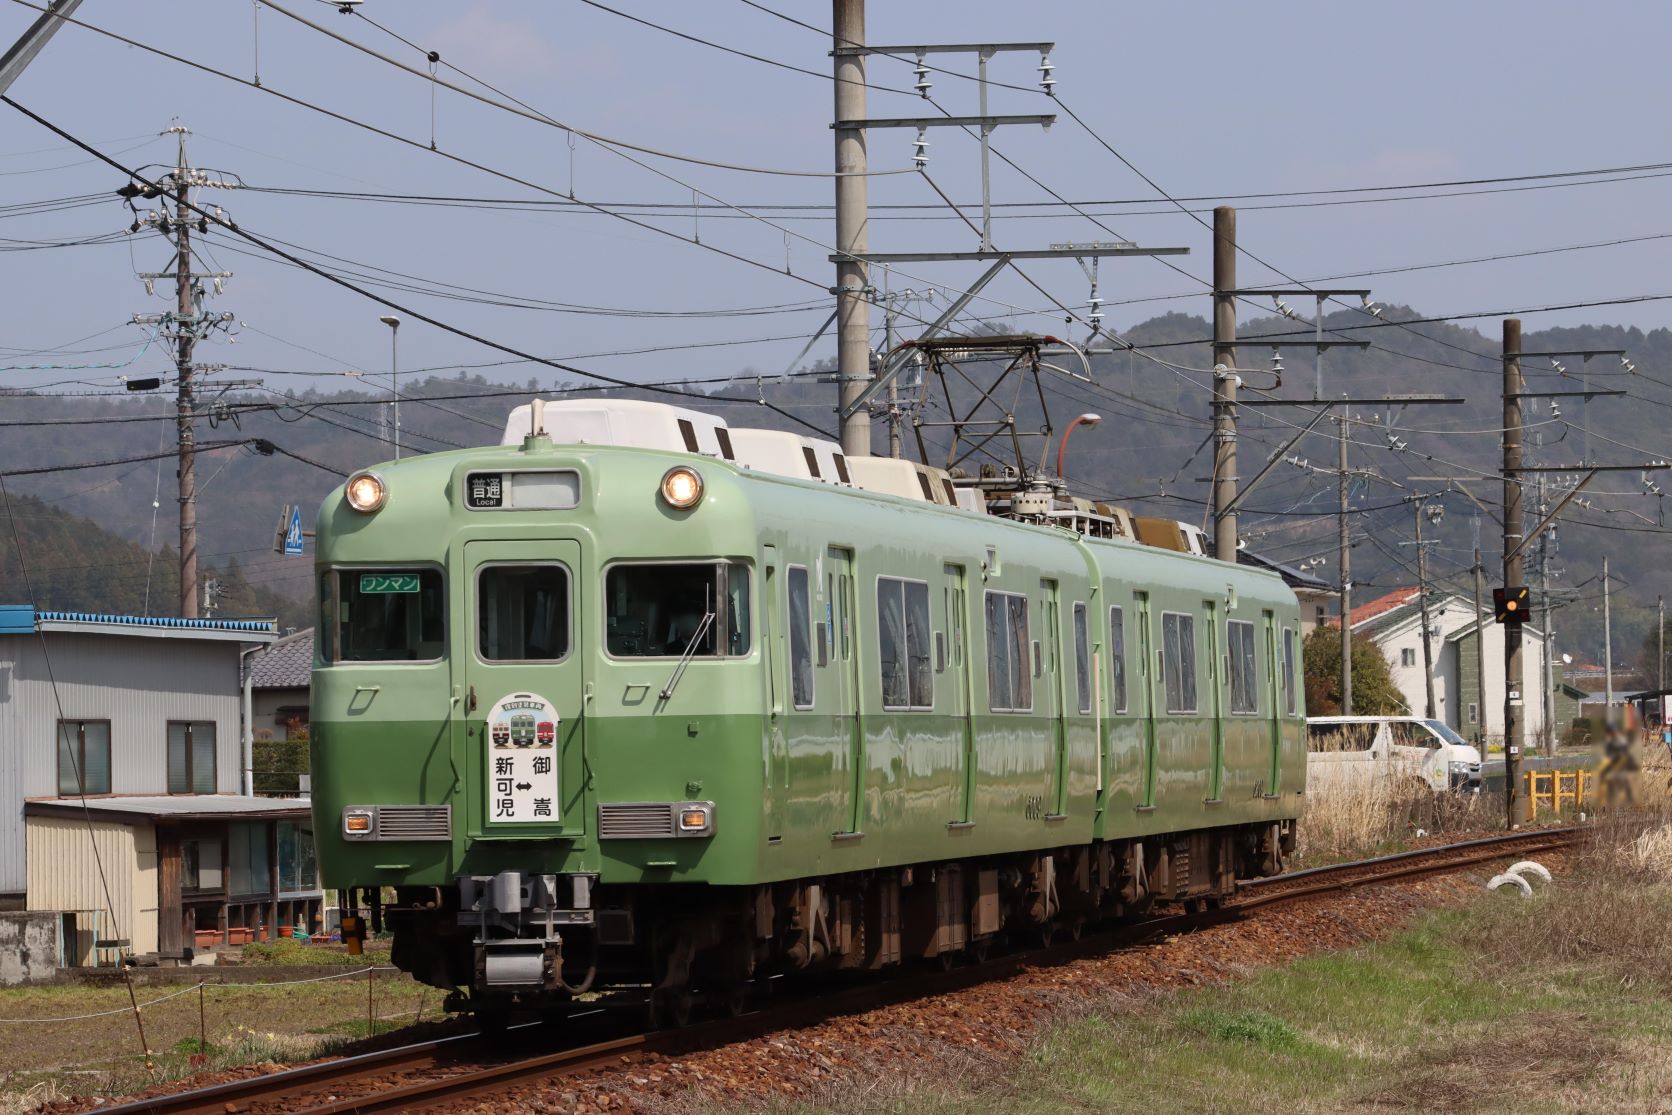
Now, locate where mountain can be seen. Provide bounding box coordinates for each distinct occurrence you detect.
[1,307,1666,667]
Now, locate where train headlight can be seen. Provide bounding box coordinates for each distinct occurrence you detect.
[660,465,704,510]
[676,803,714,836]
[345,470,387,513]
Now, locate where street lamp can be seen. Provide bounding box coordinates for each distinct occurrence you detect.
[1056,412,1102,482]
[379,315,401,459]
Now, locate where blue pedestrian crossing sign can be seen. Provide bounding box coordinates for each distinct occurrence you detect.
[282,505,305,556]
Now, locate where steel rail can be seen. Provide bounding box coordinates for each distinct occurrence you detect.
[91,826,1585,1114]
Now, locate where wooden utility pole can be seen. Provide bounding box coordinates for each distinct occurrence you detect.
[1603,554,1614,713]
[172,127,198,619]
[832,0,871,457]
[1659,594,1665,697]
[1211,206,1238,564]
[1502,319,1528,824]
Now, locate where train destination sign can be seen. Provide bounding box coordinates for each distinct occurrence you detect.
[466,472,504,509]
[359,573,421,594]
[485,691,560,824]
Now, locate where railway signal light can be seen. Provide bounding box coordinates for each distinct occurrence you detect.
[1493,586,1530,625]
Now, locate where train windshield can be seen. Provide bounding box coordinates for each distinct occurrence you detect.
[604,562,750,657]
[324,568,445,662]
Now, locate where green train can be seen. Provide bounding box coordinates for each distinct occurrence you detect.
[313,399,1304,1026]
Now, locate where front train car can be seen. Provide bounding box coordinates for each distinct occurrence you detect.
[311,413,765,1026]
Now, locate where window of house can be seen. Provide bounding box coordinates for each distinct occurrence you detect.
[1109,606,1128,713]
[878,577,933,710]
[1282,628,1298,717]
[1227,620,1258,714]
[605,562,750,657]
[278,821,317,892]
[323,568,445,663]
[182,837,223,892]
[788,566,813,709]
[1073,603,1092,714]
[985,591,1033,712]
[56,720,110,795]
[1161,612,1197,714]
[167,721,216,794]
[228,823,271,897]
[1402,647,1417,668]
[478,564,570,661]
[1468,702,1479,724]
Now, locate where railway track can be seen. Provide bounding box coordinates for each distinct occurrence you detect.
[95,825,1580,1115]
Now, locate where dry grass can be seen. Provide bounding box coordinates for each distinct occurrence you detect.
[1293,776,1483,866]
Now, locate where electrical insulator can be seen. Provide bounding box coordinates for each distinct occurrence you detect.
[1552,359,1567,374]
[1038,52,1056,96]
[1273,296,1297,320]
[1360,295,1385,319]
[1087,295,1104,331]
[1270,348,1284,375]
[1621,355,1637,372]
[914,54,931,98]
[912,128,929,170]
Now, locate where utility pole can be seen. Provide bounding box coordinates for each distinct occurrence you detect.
[125,125,238,619]
[832,0,871,457]
[1538,474,1555,753]
[1502,318,1528,825]
[1659,594,1665,696]
[1212,207,1238,564]
[173,127,197,618]
[1338,414,1353,714]
[1603,554,1614,713]
[1473,543,1489,747]
[1412,497,1437,719]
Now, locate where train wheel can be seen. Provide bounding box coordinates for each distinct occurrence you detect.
[650,988,694,1030]
[720,984,750,1019]
[475,1006,511,1038]
[970,937,992,964]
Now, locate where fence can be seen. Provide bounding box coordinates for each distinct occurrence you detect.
[1525,769,1594,815]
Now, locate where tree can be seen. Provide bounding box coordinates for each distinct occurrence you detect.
[1303,627,1406,715]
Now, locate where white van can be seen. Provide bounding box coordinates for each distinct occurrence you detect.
[1306,716,1482,793]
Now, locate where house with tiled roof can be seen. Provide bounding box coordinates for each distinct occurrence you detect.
[1332,587,1550,746]
[246,627,312,744]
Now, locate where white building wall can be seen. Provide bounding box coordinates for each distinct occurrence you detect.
[0,632,249,896]
[1361,600,1545,744]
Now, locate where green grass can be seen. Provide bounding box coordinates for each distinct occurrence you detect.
[789,846,1672,1115]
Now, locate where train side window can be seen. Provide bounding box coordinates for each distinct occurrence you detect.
[330,568,445,663]
[984,590,1033,712]
[877,576,933,710]
[1160,611,1197,713]
[1282,627,1298,716]
[1072,603,1092,714]
[604,562,751,657]
[788,566,814,709]
[478,564,570,662]
[1227,619,1258,714]
[1108,606,1128,713]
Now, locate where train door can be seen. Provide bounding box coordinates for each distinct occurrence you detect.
[1133,592,1158,809]
[1042,579,1067,819]
[462,540,586,840]
[825,547,864,835]
[1263,610,1282,797]
[1203,600,1224,802]
[944,563,975,825]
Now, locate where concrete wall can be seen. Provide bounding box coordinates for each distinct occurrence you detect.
[0,911,59,984]
[0,632,247,895]
[25,815,157,958]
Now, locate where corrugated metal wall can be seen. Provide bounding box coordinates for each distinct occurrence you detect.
[0,632,247,895]
[25,815,157,957]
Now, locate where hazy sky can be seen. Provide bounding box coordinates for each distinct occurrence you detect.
[3,1,1670,407]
